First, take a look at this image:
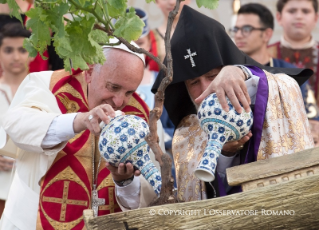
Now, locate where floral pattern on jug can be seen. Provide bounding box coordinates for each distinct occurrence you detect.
[194,93,253,182]
[99,115,161,195]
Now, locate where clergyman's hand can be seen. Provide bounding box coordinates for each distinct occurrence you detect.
[105,162,141,182]
[73,104,123,135]
[195,66,251,113]
[221,132,252,157]
[0,155,14,172]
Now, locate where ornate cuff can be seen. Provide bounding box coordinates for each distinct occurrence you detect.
[237,65,251,81]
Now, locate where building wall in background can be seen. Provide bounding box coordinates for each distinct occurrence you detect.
[128,0,319,44]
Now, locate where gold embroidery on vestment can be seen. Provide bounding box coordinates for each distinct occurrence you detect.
[257,71,314,160]
[98,187,120,213]
[54,83,88,109]
[57,94,80,113]
[40,167,90,229]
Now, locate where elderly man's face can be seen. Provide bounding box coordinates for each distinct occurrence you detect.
[85,49,144,110]
[185,67,221,108]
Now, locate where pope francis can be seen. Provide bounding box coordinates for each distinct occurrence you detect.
[0,39,164,230]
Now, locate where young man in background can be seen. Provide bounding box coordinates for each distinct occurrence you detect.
[0,22,32,218]
[232,2,319,146]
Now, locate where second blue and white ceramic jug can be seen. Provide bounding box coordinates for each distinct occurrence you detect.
[195,93,253,182]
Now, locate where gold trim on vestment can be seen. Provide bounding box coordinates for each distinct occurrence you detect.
[40,167,90,229]
[54,83,88,109]
[57,94,80,113]
[98,187,120,213]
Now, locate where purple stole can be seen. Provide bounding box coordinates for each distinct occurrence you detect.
[222,66,269,196]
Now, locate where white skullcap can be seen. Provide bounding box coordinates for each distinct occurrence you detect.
[102,37,145,66]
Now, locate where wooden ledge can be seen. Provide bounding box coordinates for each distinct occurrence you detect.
[226,147,319,186]
[84,174,319,230]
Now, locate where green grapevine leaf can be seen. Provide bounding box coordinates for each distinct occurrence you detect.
[64,15,105,71]
[72,0,93,9]
[94,5,105,22]
[113,7,144,41]
[63,58,72,72]
[25,8,51,57]
[0,0,22,23]
[88,32,106,64]
[53,35,72,58]
[44,3,69,37]
[78,0,87,7]
[23,38,38,57]
[196,0,219,9]
[106,0,127,18]
[4,0,149,71]
[91,29,109,44]
[69,55,88,71]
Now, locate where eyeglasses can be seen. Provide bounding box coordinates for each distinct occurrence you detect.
[229,25,267,37]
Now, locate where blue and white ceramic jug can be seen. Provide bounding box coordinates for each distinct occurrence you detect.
[195,93,253,182]
[99,115,161,195]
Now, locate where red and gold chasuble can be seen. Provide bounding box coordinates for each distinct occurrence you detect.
[36,69,149,229]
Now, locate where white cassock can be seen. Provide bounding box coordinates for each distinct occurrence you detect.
[0,83,16,202]
[0,71,165,230]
